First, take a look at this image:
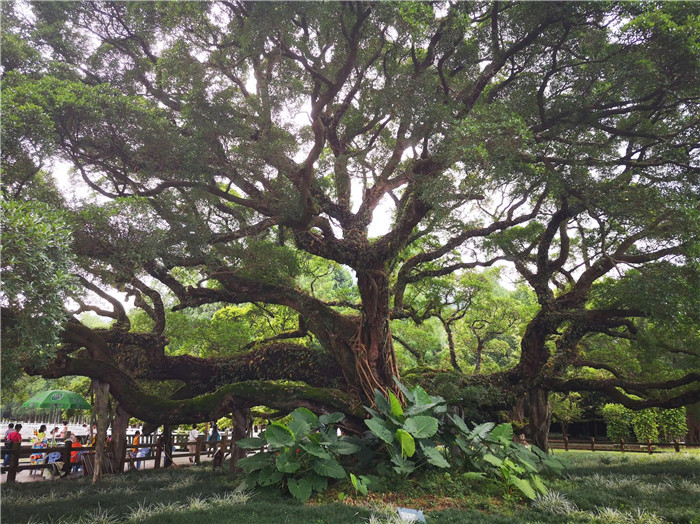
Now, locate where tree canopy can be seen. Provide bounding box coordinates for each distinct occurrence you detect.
[2,1,699,449]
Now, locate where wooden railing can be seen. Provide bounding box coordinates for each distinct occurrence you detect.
[2,434,231,483]
[549,437,699,453]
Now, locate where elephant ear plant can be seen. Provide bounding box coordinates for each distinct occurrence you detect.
[449,416,563,500]
[236,408,360,502]
[363,378,450,476]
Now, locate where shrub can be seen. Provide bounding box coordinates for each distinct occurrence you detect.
[631,409,659,442]
[657,407,688,442]
[236,408,359,502]
[600,404,633,442]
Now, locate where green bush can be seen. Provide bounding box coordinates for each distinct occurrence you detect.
[631,409,659,442]
[600,404,633,442]
[658,407,688,442]
[362,379,449,477]
[236,408,359,502]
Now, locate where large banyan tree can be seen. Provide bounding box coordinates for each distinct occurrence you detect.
[2,1,699,450]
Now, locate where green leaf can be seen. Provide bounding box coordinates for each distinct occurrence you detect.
[420,444,450,468]
[393,378,416,404]
[266,423,295,448]
[462,471,486,481]
[403,416,439,438]
[237,452,273,472]
[288,419,311,440]
[275,452,300,474]
[373,389,391,415]
[236,437,267,449]
[350,473,368,496]
[291,407,319,427]
[331,438,361,455]
[299,441,330,459]
[449,414,471,435]
[311,457,346,479]
[258,466,283,486]
[532,474,548,495]
[412,384,433,406]
[288,478,312,503]
[318,412,344,425]
[307,472,328,492]
[470,422,495,440]
[396,428,416,458]
[511,476,537,500]
[365,417,395,443]
[389,390,404,419]
[490,423,514,444]
[483,453,503,467]
[404,401,443,417]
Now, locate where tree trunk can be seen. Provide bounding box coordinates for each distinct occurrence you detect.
[92,379,110,483]
[162,426,173,467]
[442,319,462,373]
[474,338,484,373]
[353,268,401,401]
[111,402,130,473]
[529,388,552,452]
[229,409,251,473]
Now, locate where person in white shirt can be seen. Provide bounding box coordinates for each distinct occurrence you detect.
[187,425,199,463]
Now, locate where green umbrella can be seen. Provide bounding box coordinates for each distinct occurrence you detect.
[22,390,91,410]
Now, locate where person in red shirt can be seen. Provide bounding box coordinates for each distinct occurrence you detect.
[3,424,22,469]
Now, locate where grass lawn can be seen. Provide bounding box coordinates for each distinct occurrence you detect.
[1,451,698,524]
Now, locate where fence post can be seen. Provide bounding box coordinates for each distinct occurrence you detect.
[620,438,625,453]
[564,436,569,452]
[154,437,162,470]
[673,439,680,453]
[647,439,653,454]
[590,437,595,452]
[7,441,21,483]
[62,440,73,476]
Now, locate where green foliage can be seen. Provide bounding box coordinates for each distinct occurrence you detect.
[600,404,634,442]
[631,409,660,443]
[0,199,77,388]
[657,407,688,442]
[237,408,358,502]
[363,379,447,477]
[448,419,562,501]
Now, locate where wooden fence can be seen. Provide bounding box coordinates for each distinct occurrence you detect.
[549,437,700,453]
[1,434,229,483]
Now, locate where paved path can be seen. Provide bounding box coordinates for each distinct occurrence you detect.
[1,453,217,484]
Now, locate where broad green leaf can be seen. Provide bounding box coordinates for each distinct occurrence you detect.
[373,389,391,415]
[275,452,301,473]
[532,474,548,495]
[483,453,503,467]
[258,466,283,486]
[365,417,394,443]
[420,444,450,468]
[291,407,319,427]
[332,438,361,455]
[511,476,537,500]
[403,416,439,438]
[396,428,416,458]
[470,422,495,440]
[236,437,266,449]
[389,390,404,418]
[350,473,368,495]
[299,441,330,459]
[288,419,311,440]
[311,457,346,479]
[288,478,312,503]
[490,423,514,444]
[319,412,344,425]
[404,401,443,417]
[412,385,433,406]
[449,414,471,435]
[266,423,295,448]
[307,472,328,492]
[392,378,416,404]
[462,471,486,481]
[237,452,273,472]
